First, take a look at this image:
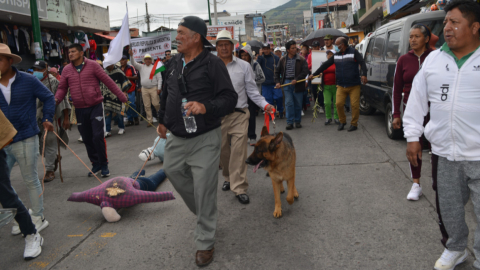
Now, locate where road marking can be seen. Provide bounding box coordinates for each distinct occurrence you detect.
[29,261,49,268]
[68,234,84,237]
[100,232,116,238]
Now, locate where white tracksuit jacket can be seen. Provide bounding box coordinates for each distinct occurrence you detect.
[403,47,480,161]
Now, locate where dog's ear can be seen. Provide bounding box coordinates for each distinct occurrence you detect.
[261,126,269,137]
[268,132,284,151]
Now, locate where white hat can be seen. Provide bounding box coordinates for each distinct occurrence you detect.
[274,47,281,52]
[210,30,238,45]
[144,54,152,59]
[280,46,286,52]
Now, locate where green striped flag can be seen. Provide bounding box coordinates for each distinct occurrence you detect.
[149,58,165,79]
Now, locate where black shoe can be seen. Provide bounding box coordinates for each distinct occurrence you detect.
[286,124,293,130]
[126,121,134,127]
[325,119,332,125]
[236,194,250,204]
[134,117,140,125]
[222,181,230,191]
[101,165,110,177]
[334,119,340,125]
[88,164,101,177]
[347,125,358,132]
[295,123,302,128]
[279,112,284,119]
[338,123,346,131]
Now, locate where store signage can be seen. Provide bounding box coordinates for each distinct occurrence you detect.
[388,0,412,14]
[207,25,235,41]
[383,0,390,17]
[217,15,245,41]
[0,0,48,19]
[130,33,171,62]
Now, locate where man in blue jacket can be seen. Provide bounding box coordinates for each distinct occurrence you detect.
[0,44,54,235]
[257,43,283,117]
[310,37,367,132]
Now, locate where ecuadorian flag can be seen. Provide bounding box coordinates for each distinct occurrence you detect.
[149,59,166,79]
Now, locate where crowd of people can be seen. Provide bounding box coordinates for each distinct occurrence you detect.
[2,1,480,269]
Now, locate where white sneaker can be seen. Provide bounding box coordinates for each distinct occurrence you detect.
[301,111,305,116]
[78,136,83,142]
[318,107,325,114]
[434,248,468,270]
[138,148,155,162]
[152,117,158,123]
[118,128,125,135]
[31,214,49,233]
[12,209,33,235]
[24,232,43,260]
[105,132,111,138]
[407,183,423,200]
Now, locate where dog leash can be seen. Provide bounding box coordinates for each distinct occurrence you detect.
[264,105,276,134]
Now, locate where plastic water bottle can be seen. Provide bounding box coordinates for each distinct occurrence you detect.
[181,98,197,133]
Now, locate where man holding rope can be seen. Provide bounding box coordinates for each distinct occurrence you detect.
[0,44,54,237]
[55,44,128,178]
[33,60,71,183]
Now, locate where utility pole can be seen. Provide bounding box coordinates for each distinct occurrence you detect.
[30,0,43,60]
[207,0,212,25]
[145,2,151,32]
[214,0,218,25]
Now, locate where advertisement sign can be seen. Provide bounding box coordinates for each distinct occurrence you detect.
[318,20,324,29]
[130,34,171,62]
[207,25,235,41]
[388,0,412,15]
[0,0,47,19]
[383,0,390,17]
[352,0,361,13]
[217,15,245,41]
[253,17,264,38]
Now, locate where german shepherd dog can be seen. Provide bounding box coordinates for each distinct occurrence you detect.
[245,126,298,218]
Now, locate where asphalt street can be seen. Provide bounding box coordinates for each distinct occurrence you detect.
[1,109,478,270]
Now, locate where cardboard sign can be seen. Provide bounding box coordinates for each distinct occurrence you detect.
[311,50,328,84]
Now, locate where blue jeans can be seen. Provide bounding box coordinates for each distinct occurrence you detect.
[283,80,303,124]
[4,136,44,217]
[105,110,125,132]
[126,92,138,121]
[129,169,167,191]
[262,84,284,113]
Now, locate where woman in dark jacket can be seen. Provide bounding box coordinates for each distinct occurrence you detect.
[392,24,433,201]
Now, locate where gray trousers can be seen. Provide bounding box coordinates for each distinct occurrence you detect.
[437,156,480,261]
[39,129,58,172]
[163,127,221,250]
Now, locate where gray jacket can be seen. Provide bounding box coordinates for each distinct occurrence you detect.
[241,45,265,92]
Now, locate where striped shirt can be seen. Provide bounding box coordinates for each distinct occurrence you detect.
[285,55,296,79]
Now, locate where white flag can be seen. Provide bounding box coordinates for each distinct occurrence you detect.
[103,12,130,68]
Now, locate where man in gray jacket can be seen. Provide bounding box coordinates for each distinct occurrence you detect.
[240,44,265,146]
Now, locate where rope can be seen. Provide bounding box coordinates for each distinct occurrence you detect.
[124,102,154,127]
[133,137,162,182]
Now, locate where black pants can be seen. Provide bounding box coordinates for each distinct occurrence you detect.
[76,103,108,166]
[247,98,257,140]
[0,149,36,235]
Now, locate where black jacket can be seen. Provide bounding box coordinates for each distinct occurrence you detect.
[313,46,367,87]
[274,54,309,93]
[158,49,238,138]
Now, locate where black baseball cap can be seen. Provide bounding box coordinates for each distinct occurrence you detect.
[121,55,129,60]
[32,60,47,70]
[178,16,213,47]
[312,41,320,47]
[261,43,270,48]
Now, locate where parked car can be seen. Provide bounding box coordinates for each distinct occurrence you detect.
[355,32,373,57]
[360,11,446,139]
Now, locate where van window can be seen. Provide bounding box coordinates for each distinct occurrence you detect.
[412,19,445,49]
[372,34,385,61]
[365,37,376,63]
[385,30,401,62]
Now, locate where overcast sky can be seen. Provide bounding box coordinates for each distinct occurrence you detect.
[82,0,290,32]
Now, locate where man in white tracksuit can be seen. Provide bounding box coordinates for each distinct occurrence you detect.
[403,1,480,269]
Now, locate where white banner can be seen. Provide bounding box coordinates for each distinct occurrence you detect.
[130,34,171,62]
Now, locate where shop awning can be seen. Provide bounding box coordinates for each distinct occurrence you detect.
[95,33,115,40]
[358,2,383,27]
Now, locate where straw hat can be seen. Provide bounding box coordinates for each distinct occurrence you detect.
[0,44,22,64]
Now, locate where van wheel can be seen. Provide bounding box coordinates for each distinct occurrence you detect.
[359,92,376,115]
[385,102,404,140]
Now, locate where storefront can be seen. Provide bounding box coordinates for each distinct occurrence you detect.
[0,0,110,71]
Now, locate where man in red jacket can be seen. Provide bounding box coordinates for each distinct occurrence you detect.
[55,44,128,177]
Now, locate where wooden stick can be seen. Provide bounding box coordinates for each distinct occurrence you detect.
[275,75,321,88]
[55,116,64,183]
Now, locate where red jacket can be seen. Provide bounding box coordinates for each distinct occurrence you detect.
[122,65,137,93]
[323,64,336,85]
[392,49,432,118]
[55,57,127,109]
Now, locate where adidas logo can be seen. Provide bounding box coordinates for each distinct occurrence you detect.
[474,65,480,71]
